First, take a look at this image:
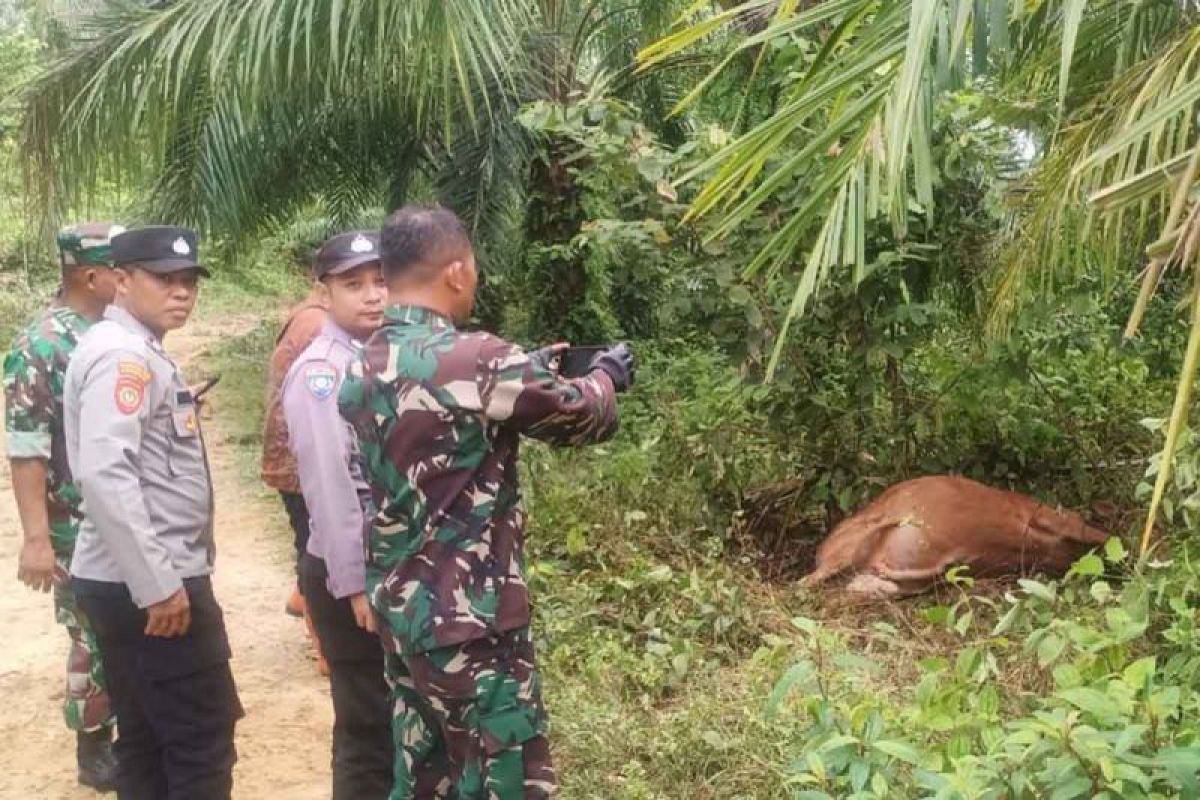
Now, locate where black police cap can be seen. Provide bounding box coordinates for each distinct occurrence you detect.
[314,230,381,279]
[111,226,209,277]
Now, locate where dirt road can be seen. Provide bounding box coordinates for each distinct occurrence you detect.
[0,315,334,799]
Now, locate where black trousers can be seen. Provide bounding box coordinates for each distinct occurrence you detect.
[75,577,243,800]
[300,555,393,800]
[280,491,311,577]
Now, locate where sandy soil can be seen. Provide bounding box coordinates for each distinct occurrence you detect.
[0,314,334,799]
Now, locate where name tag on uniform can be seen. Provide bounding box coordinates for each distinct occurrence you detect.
[173,390,199,438]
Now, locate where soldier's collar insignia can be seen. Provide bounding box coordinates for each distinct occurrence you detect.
[172,237,191,255]
[350,235,374,254]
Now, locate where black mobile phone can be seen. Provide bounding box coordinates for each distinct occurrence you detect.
[193,375,222,400]
[559,346,607,378]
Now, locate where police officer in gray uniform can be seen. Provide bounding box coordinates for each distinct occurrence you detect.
[283,231,392,798]
[65,226,243,800]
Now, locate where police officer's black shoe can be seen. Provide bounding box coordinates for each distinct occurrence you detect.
[77,728,118,793]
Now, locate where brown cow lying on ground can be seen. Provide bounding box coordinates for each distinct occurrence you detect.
[801,476,1108,598]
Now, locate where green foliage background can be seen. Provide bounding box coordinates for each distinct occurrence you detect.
[6,1,1200,797]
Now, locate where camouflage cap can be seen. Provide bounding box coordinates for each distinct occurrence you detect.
[57,222,126,268]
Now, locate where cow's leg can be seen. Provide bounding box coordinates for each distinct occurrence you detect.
[803,517,894,587]
[845,573,901,598]
[867,523,949,596]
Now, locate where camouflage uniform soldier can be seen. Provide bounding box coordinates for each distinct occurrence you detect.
[339,206,635,799]
[4,222,123,791]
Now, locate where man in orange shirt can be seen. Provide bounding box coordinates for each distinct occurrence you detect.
[261,282,328,669]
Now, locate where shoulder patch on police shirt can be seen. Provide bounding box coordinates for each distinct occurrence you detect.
[304,361,339,400]
[115,358,149,414]
[118,360,152,382]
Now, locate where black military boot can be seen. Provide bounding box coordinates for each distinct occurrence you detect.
[77,727,118,793]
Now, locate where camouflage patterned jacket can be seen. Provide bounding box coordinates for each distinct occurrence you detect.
[338,305,619,654]
[4,305,92,553]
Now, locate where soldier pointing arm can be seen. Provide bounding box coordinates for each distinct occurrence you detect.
[338,206,634,800]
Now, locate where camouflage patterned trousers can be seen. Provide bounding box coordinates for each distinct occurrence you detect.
[382,626,556,799]
[53,554,113,732]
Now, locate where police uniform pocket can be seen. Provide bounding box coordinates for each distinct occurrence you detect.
[166,389,206,476]
[138,584,232,680]
[167,436,206,477]
[138,625,230,680]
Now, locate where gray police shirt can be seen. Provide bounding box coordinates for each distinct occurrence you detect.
[65,305,214,607]
[281,320,369,599]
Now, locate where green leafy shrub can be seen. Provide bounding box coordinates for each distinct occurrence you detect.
[763,544,1200,800]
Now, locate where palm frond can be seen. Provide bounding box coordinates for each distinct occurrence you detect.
[430,80,535,278]
[995,14,1200,555]
[988,22,1200,335]
[642,0,985,376]
[19,0,532,234]
[642,0,1200,370]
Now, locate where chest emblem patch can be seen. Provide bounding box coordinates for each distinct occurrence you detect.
[304,362,338,400]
